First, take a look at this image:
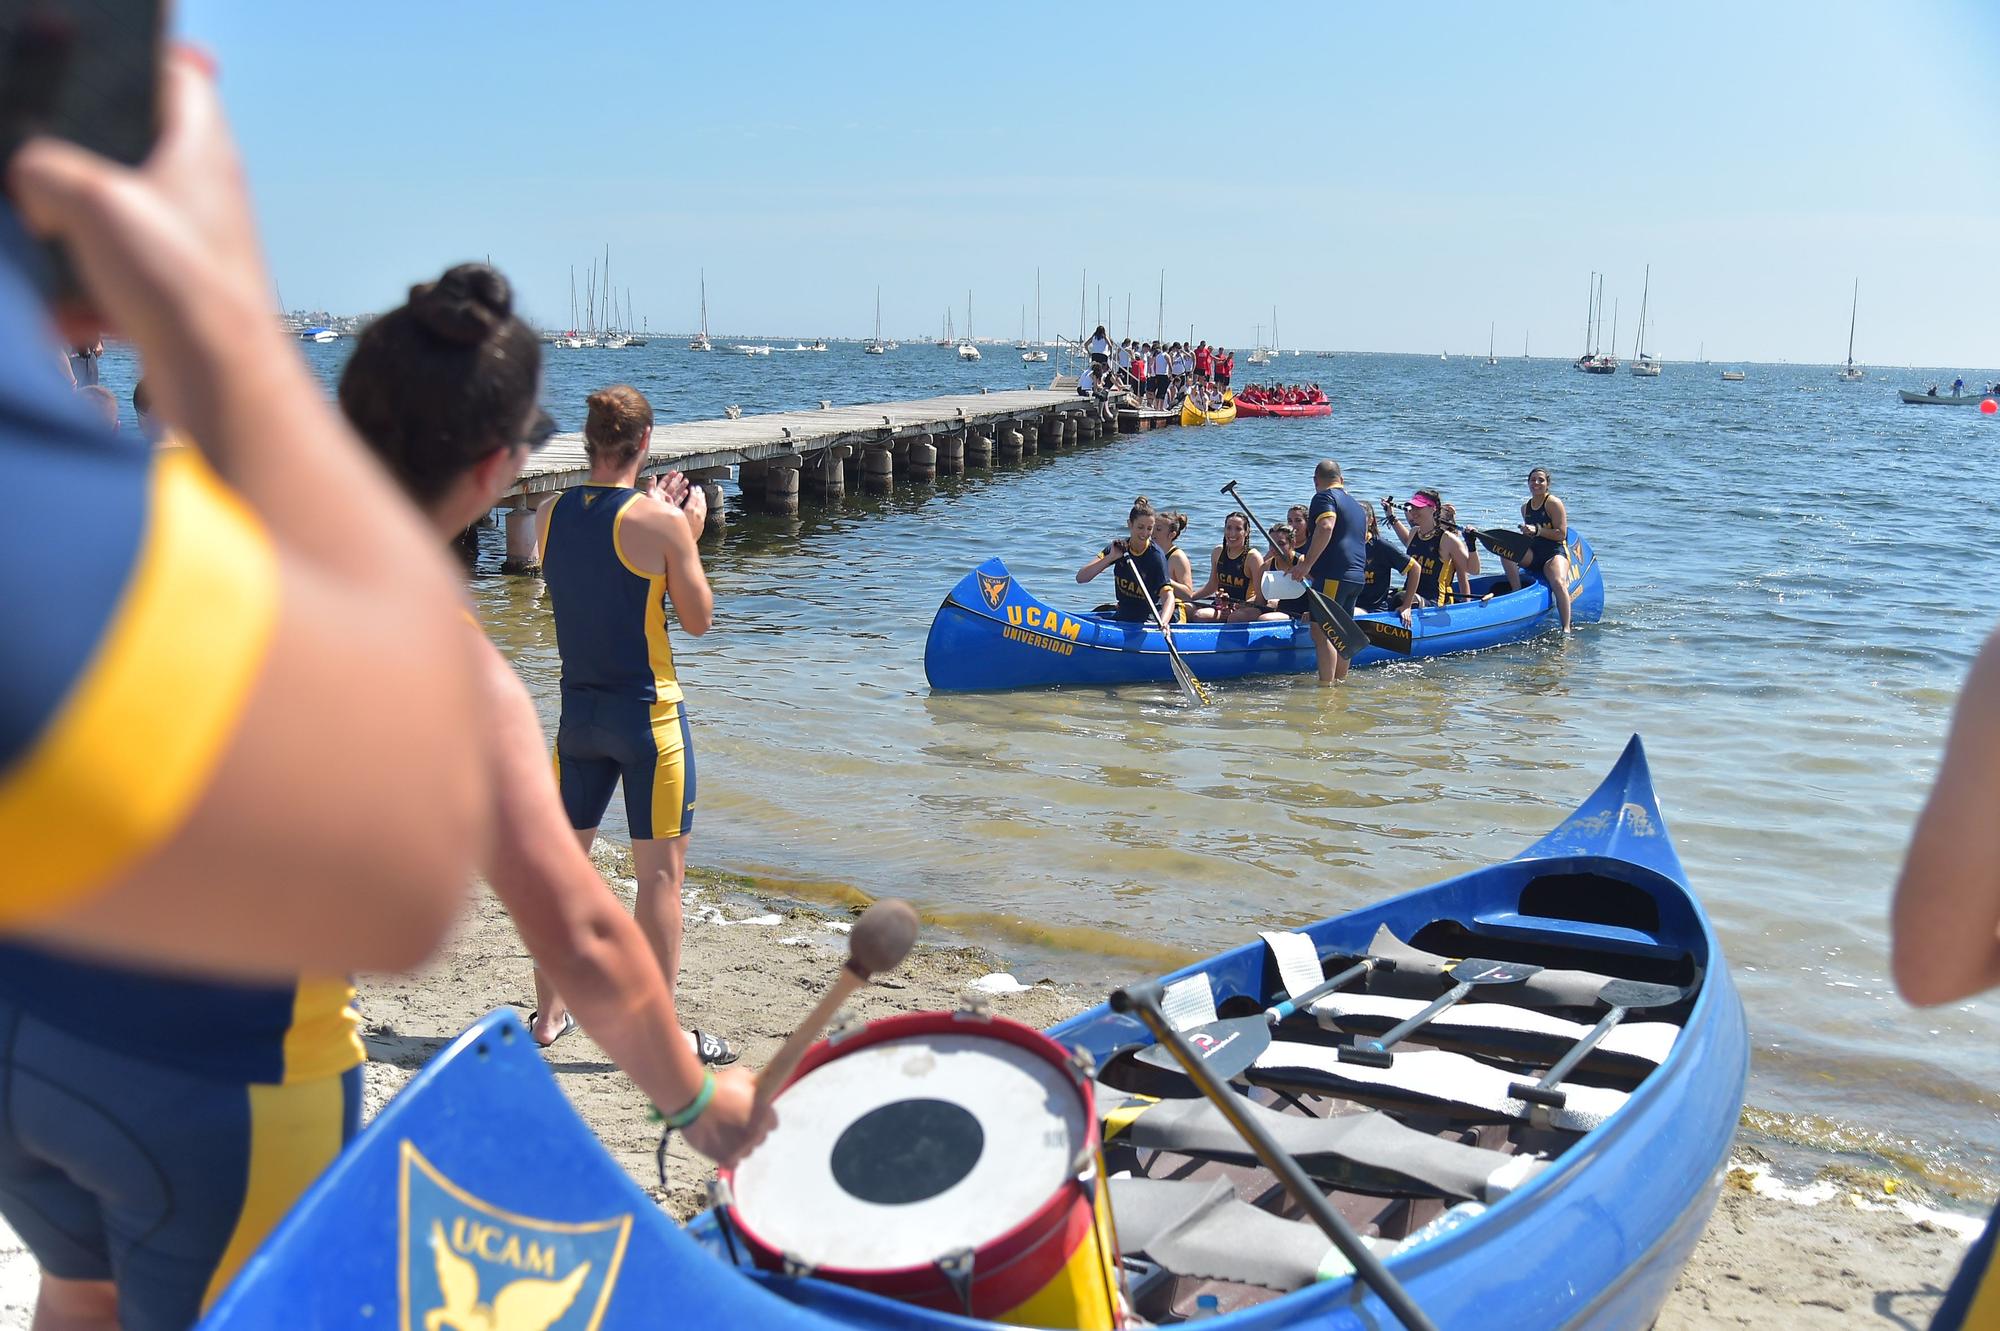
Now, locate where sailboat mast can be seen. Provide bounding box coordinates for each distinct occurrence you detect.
[569,266,576,330]
[1846,279,1859,366]
[1035,268,1042,343]
[1272,306,1279,354]
[1611,299,1619,361]
[1634,264,1650,360]
[1157,270,1165,341]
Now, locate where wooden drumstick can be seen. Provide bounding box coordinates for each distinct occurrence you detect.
[752,898,920,1115]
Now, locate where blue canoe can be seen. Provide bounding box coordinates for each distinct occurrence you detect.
[923,532,1603,692]
[202,736,1741,1331]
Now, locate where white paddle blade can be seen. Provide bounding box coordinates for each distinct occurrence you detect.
[1262,570,1308,602]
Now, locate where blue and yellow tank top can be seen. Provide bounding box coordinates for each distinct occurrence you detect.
[1106,540,1168,622]
[1407,530,1457,606]
[0,264,358,1081]
[0,945,362,1084]
[541,485,682,704]
[1217,547,1251,600]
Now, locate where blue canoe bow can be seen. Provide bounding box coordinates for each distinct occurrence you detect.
[202,736,1741,1331]
[923,533,1603,692]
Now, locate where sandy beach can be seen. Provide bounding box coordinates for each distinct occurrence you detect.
[0,859,1979,1329]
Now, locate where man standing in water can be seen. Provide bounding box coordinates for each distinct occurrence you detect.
[536,386,735,1064]
[1294,459,1368,685]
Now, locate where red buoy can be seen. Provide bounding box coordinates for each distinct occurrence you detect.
[1983,398,1998,415]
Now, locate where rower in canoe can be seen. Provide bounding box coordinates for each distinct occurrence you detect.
[1076,496,1178,623]
[1499,466,1576,633]
[1189,513,1288,622]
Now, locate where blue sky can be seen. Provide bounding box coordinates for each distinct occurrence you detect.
[183,1,1998,366]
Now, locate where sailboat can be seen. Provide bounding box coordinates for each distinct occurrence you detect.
[957,290,981,360]
[624,290,647,347]
[865,288,888,354]
[936,311,955,349]
[601,246,631,348]
[1248,311,1278,365]
[559,266,583,348]
[689,271,712,352]
[1838,280,1864,381]
[1022,270,1048,362]
[1486,323,1498,366]
[1578,273,1618,373]
[1629,265,1660,376]
[1015,304,1030,350]
[1523,331,1530,361]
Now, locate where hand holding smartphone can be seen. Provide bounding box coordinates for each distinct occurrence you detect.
[1,0,165,312]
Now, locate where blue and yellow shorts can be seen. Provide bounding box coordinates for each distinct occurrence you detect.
[554,691,697,841]
[0,1002,361,1331]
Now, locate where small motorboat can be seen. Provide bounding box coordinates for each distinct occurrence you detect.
[203,735,1739,1331]
[297,327,338,343]
[1022,348,1049,363]
[1178,391,1237,426]
[1899,388,1996,406]
[958,342,982,361]
[736,344,772,356]
[1720,369,1746,382]
[923,540,1601,693]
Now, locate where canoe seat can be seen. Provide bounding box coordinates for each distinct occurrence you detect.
[1358,925,1677,1011]
[1097,1082,1546,1203]
[1246,1043,1627,1134]
[1468,910,1680,960]
[1111,1176,1377,1293]
[1303,992,1677,1076]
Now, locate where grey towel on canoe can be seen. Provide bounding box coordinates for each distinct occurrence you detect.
[1363,924,1640,1010]
[1098,1083,1544,1202]
[1110,1176,1368,1292]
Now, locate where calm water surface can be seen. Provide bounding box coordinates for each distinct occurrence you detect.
[108,339,2000,1197]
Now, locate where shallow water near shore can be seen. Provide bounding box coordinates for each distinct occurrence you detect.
[113,339,2000,1200]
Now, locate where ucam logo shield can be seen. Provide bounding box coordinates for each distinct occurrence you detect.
[400,1141,633,1331]
[977,571,1011,610]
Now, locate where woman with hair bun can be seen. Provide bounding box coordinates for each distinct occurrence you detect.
[1077,495,1177,623]
[341,266,762,1161]
[1500,465,1574,632]
[537,381,739,1067]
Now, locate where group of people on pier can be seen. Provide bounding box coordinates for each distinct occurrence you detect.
[1080,326,1235,410]
[1079,464,1578,685]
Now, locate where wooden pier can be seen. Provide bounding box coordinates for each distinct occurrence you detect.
[495,389,1126,571]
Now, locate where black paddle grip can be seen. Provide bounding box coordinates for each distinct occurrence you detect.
[1109,981,1164,1018]
[1511,1081,1568,1109]
[1338,1044,1395,1069]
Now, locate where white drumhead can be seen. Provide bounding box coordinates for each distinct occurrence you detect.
[732,1033,1087,1270]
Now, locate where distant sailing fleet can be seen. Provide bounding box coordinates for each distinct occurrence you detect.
[517,251,1982,398]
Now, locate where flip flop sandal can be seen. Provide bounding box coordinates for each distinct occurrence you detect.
[693,1029,739,1066]
[528,1009,578,1049]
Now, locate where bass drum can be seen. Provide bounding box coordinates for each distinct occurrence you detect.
[723,1009,1122,1329]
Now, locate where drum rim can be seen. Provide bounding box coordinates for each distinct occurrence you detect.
[721,1010,1105,1301]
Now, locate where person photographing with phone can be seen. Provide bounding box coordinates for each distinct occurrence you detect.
[535,385,737,1067]
[1,41,494,1331]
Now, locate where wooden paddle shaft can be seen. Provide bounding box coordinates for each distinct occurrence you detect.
[751,963,868,1116]
[751,897,919,1116]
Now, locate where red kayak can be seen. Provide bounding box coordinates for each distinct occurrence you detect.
[1235,398,1331,418]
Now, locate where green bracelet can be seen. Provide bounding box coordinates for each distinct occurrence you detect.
[662,1069,715,1130]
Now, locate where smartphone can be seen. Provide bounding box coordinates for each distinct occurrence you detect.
[0,0,164,302]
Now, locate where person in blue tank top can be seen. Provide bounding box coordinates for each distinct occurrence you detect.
[538,385,737,1064]
[1500,466,1575,632]
[1077,496,1177,622]
[1892,626,2000,1329]
[1295,459,1368,684]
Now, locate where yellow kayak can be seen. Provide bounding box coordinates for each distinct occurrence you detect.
[1179,391,1237,426]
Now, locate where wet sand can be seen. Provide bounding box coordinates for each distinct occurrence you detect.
[0,863,1978,1329]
